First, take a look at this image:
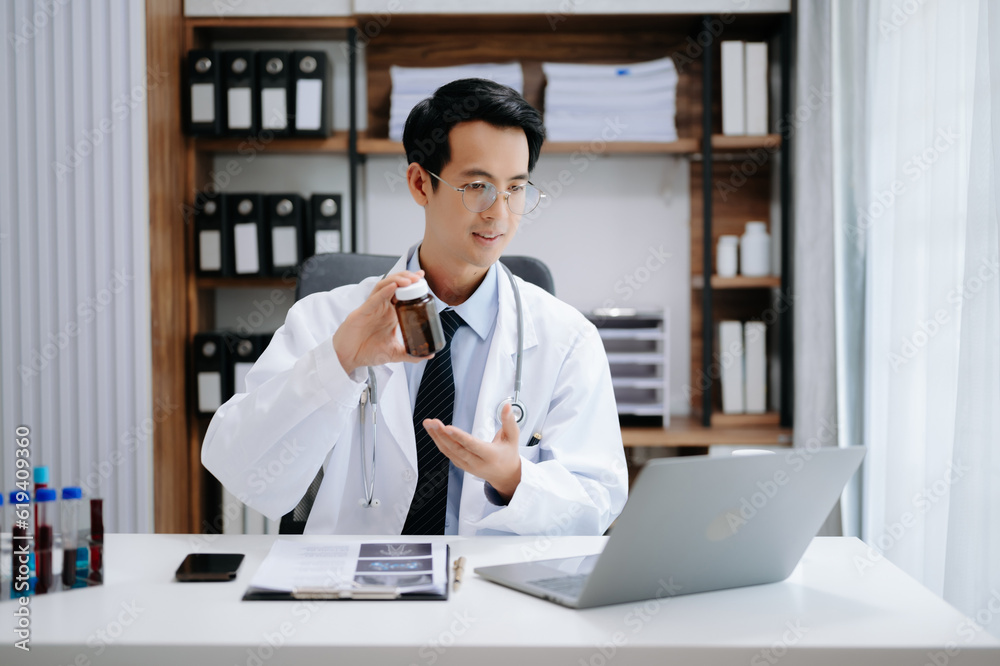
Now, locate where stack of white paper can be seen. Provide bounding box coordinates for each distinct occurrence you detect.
[542,56,679,142]
[388,63,524,141]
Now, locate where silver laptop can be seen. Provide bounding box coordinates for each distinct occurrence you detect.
[475,446,866,609]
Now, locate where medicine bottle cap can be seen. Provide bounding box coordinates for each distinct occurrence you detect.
[718,235,739,245]
[36,488,57,503]
[745,221,767,234]
[395,278,430,302]
[62,487,83,500]
[34,466,50,484]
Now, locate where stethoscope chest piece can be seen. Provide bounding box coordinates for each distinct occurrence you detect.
[496,397,527,428]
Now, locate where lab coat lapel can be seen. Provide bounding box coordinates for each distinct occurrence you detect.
[458,265,538,532]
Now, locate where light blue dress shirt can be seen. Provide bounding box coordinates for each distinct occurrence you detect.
[405,245,499,534]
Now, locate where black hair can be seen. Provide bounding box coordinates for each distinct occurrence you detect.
[401,78,545,189]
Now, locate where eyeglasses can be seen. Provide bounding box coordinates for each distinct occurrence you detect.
[427,171,546,216]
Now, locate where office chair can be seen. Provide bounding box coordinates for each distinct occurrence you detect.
[279,252,555,534]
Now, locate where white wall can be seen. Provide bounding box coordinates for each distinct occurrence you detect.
[0,0,153,532]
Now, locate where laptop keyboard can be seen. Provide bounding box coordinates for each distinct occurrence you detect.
[527,574,587,598]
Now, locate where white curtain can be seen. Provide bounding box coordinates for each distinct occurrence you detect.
[0,0,153,533]
[841,0,1000,637]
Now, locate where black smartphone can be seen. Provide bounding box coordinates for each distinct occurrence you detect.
[175,553,245,582]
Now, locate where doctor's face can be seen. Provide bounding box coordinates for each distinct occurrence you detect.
[419,120,530,273]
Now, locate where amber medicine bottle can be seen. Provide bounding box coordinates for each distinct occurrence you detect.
[395,279,445,357]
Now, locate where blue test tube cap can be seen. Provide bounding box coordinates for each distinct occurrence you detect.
[62,486,83,500]
[34,466,50,484]
[10,490,30,504]
[36,488,57,502]
[0,493,3,506]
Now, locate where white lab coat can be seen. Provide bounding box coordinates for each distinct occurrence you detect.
[201,252,628,536]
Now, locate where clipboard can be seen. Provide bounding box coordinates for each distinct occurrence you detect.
[242,541,450,601]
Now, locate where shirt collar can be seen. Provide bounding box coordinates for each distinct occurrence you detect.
[406,244,499,341]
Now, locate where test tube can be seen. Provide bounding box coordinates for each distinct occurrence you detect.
[34,488,56,594]
[33,466,49,538]
[61,487,82,588]
[89,497,104,584]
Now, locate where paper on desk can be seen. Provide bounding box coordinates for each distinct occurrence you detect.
[248,540,448,594]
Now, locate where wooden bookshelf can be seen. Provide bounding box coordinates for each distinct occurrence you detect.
[183,16,355,41]
[195,133,350,154]
[711,133,781,151]
[691,275,782,289]
[196,277,298,290]
[148,7,793,532]
[623,416,792,447]
[358,137,700,156]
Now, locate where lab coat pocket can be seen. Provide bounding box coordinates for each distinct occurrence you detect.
[518,442,542,464]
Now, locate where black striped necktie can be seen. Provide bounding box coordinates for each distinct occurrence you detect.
[401,309,466,535]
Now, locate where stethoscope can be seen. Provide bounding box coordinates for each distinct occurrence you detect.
[359,263,526,507]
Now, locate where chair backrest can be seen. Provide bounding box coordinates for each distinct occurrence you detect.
[278,251,555,534]
[295,252,555,300]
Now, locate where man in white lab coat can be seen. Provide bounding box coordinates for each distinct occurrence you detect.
[202,79,628,536]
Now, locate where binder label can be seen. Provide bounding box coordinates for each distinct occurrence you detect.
[261,88,288,130]
[295,79,323,131]
[228,87,253,130]
[198,230,222,271]
[271,226,299,267]
[234,222,261,274]
[197,372,222,412]
[191,83,215,123]
[315,229,341,254]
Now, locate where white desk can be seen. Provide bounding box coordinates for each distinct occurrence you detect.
[1,535,998,665]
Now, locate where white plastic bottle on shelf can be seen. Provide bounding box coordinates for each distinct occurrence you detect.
[740,222,771,277]
[716,235,739,278]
